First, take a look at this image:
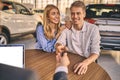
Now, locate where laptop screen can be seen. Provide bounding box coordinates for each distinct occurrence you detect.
[0,44,24,68]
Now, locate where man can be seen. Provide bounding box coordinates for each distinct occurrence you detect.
[0,53,70,80]
[56,1,101,75]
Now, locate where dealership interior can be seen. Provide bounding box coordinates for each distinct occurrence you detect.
[6,0,120,13]
[1,0,120,80]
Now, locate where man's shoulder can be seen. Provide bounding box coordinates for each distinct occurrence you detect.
[85,21,98,30]
[62,28,71,33]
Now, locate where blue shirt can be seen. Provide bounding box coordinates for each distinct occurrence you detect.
[35,25,57,52]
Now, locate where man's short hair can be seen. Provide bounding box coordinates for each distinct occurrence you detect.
[70,1,86,11]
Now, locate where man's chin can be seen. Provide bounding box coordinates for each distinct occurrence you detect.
[73,22,79,25]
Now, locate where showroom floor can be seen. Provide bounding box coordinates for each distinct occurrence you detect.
[98,50,120,80]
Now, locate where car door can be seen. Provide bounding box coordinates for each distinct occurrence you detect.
[14,3,37,33]
[0,1,20,35]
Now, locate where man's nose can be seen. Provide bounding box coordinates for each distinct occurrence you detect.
[74,14,77,18]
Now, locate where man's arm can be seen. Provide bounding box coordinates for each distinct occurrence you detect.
[74,26,101,75]
[53,66,68,80]
[53,72,67,80]
[55,29,68,55]
[53,53,70,80]
[73,53,99,75]
[0,63,37,80]
[55,29,67,48]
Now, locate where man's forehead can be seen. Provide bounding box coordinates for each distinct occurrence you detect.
[71,7,83,12]
[71,7,85,13]
[71,6,83,9]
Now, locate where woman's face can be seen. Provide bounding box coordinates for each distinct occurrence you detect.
[48,8,60,24]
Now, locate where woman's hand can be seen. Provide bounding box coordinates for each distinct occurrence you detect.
[65,21,72,29]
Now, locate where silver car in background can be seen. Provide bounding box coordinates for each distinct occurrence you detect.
[85,4,120,50]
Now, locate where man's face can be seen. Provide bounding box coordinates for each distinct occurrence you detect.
[71,7,86,25]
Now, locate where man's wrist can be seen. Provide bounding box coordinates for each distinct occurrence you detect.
[55,43,62,48]
[55,66,68,73]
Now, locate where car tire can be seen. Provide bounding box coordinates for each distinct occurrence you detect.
[0,32,8,44]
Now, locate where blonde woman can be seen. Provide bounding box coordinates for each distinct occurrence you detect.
[35,4,65,52]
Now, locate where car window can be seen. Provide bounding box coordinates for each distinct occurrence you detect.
[2,2,16,14]
[33,9,44,13]
[15,3,30,15]
[86,5,120,18]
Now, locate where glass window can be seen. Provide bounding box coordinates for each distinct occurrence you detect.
[15,3,30,15]
[2,2,16,14]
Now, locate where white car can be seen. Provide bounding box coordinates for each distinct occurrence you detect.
[0,0,42,44]
[32,9,44,23]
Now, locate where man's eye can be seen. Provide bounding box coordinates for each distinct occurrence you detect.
[77,12,80,15]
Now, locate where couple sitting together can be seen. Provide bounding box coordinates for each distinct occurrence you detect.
[35,1,101,80]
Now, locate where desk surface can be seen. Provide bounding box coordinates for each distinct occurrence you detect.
[25,49,111,80]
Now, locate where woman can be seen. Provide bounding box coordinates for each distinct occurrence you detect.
[35,4,65,52]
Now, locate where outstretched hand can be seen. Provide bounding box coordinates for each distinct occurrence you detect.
[56,53,70,67]
[56,44,68,56]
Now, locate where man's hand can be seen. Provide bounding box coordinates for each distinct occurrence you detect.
[73,60,89,75]
[73,53,99,75]
[56,53,70,67]
[55,43,68,56]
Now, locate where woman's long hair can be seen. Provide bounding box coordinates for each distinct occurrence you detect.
[43,4,60,40]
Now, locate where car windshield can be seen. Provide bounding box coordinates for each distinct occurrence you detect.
[86,4,120,18]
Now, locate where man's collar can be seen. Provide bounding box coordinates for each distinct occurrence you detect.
[71,21,87,32]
